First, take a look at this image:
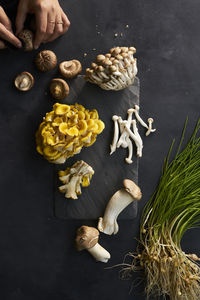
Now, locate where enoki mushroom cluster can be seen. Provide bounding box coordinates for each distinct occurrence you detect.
[36,103,105,164]
[85,46,137,90]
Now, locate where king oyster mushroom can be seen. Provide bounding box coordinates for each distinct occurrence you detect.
[85,46,137,91]
[59,59,82,78]
[49,78,69,100]
[75,225,111,263]
[35,50,57,72]
[98,179,142,235]
[18,29,34,51]
[14,71,34,91]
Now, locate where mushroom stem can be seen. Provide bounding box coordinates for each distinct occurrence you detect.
[87,243,111,263]
[124,124,143,157]
[134,105,156,134]
[110,115,119,155]
[125,137,133,164]
[117,108,134,148]
[132,119,143,157]
[146,118,156,136]
[133,105,148,129]
[98,180,141,235]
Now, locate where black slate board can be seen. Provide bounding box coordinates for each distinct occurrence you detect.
[54,76,140,219]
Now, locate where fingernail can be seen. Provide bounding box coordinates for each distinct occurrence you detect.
[17,42,22,48]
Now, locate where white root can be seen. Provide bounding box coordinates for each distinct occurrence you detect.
[110,115,119,155]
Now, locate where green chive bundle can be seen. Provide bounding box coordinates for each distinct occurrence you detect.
[122,118,200,300]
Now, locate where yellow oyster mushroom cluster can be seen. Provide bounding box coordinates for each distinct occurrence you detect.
[36,103,105,164]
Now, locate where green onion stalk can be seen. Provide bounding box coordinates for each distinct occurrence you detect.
[121,118,200,300]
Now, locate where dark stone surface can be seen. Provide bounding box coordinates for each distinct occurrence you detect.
[0,0,200,300]
[54,76,139,220]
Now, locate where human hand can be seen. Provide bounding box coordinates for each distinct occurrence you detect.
[16,0,70,50]
[0,6,22,49]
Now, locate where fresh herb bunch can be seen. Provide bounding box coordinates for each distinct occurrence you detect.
[122,118,200,300]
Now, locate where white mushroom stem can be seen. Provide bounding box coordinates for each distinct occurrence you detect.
[146,118,156,136]
[124,124,143,157]
[132,119,143,157]
[118,117,124,134]
[110,115,119,155]
[87,243,111,263]
[98,189,134,235]
[117,108,134,148]
[125,137,133,164]
[134,105,156,133]
[134,105,148,129]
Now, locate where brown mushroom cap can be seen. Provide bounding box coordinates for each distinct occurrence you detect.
[49,78,69,100]
[123,179,142,201]
[75,226,99,251]
[14,71,34,91]
[18,29,34,51]
[35,50,57,72]
[59,60,82,79]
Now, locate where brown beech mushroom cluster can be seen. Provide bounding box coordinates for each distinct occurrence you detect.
[85,46,137,90]
[14,71,34,91]
[49,78,69,100]
[18,29,34,51]
[59,60,82,78]
[35,50,57,72]
[75,226,111,263]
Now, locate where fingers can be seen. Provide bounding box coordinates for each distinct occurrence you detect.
[0,40,6,49]
[34,10,48,49]
[43,12,56,42]
[15,1,27,35]
[0,6,13,32]
[0,23,22,48]
[46,11,70,43]
[61,10,70,34]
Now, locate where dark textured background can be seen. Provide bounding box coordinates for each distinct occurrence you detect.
[0,0,199,299]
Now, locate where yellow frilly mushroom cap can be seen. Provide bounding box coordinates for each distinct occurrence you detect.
[36,102,105,163]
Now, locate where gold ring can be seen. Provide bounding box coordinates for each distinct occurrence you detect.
[49,21,56,23]
[56,22,64,24]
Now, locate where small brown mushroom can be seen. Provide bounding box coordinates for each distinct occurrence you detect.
[75,225,111,263]
[49,78,69,100]
[59,60,82,78]
[35,50,57,72]
[14,71,34,91]
[18,29,34,51]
